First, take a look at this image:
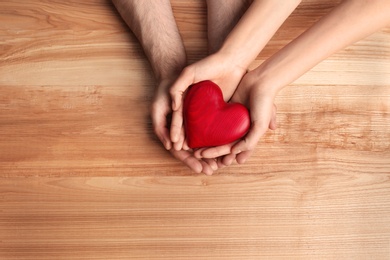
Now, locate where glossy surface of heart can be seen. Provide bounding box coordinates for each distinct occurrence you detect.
[183,80,250,148]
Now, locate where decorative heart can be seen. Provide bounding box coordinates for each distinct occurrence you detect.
[183,80,250,149]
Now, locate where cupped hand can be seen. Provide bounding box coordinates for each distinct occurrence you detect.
[169,53,247,150]
[151,78,219,175]
[151,79,175,151]
[169,148,218,175]
[194,70,278,165]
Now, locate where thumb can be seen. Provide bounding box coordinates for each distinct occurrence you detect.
[269,104,278,130]
[169,67,195,111]
[231,97,274,154]
[231,120,268,154]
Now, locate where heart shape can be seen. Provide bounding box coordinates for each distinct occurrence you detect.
[183,80,250,148]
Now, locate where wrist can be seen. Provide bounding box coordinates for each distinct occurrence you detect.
[249,65,283,98]
[213,48,249,81]
[154,55,187,86]
[217,42,252,71]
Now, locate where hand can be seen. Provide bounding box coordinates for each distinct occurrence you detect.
[169,53,247,150]
[151,79,174,151]
[169,148,218,175]
[194,70,278,165]
[230,73,278,164]
[151,78,218,175]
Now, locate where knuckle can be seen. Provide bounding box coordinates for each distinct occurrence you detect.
[182,66,193,75]
[242,139,256,151]
[170,121,181,130]
[169,87,177,97]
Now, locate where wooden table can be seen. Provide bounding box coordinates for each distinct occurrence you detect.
[1,0,389,259]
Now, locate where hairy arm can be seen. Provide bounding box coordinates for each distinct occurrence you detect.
[112,0,218,174]
[112,0,186,82]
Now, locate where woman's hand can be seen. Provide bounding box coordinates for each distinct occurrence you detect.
[194,71,278,166]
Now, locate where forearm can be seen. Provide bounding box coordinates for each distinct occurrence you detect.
[112,0,186,82]
[218,0,301,69]
[255,0,390,94]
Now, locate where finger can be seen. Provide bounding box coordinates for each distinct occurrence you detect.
[202,158,218,172]
[194,147,206,159]
[236,150,254,164]
[232,121,268,154]
[221,153,236,166]
[198,142,236,158]
[155,127,172,150]
[151,104,172,150]
[269,104,278,130]
[231,93,274,154]
[169,67,194,111]
[173,126,186,151]
[182,139,190,151]
[217,157,227,168]
[199,160,214,175]
[170,105,184,143]
[170,149,202,173]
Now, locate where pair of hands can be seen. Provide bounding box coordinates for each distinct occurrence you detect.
[152,53,277,175]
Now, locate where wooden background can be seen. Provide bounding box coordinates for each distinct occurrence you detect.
[1,0,390,259]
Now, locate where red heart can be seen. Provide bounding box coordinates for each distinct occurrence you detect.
[183,80,250,148]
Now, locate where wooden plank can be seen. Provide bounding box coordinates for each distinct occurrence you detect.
[1,176,390,259]
[0,0,389,259]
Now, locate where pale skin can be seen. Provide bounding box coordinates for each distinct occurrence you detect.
[170,0,390,172]
[112,0,251,174]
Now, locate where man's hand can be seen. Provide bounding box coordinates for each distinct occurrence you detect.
[152,78,218,175]
[170,148,218,175]
[169,53,247,150]
[151,79,174,151]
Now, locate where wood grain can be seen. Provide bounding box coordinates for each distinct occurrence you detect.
[1,0,390,259]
